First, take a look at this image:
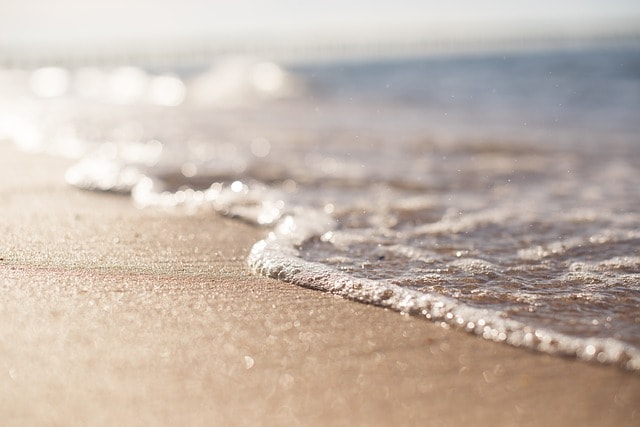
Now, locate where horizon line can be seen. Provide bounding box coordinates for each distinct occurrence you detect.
[1,32,638,69]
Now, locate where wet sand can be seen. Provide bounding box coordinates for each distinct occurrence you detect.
[1,141,639,426]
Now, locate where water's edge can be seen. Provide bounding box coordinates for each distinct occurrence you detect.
[246,208,640,372]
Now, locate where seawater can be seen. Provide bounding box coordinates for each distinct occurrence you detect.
[1,43,639,370]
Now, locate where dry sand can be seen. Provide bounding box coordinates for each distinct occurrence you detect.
[1,141,639,426]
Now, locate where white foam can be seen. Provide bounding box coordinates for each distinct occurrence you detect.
[247,208,640,371]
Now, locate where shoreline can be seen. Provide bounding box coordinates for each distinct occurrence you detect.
[1,141,639,426]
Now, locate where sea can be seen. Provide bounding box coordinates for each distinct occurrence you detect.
[1,40,639,371]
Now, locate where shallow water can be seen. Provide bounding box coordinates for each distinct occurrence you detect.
[2,43,639,370]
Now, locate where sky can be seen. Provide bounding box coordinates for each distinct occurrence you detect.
[1,0,639,55]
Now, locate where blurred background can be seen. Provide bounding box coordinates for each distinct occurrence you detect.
[1,1,639,162]
[1,0,639,66]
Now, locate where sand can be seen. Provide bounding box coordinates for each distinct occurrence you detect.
[1,141,638,426]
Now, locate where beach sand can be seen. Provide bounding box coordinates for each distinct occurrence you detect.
[1,141,638,426]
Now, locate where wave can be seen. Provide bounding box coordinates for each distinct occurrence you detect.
[3,48,640,372]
